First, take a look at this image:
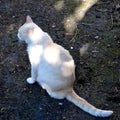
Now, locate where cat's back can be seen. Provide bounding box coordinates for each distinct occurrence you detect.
[44,43,73,63]
[39,43,75,90]
[43,43,75,78]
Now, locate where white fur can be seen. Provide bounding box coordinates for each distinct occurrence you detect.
[18,17,113,117]
[17,33,21,40]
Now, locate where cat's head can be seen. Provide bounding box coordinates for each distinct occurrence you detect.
[17,15,44,44]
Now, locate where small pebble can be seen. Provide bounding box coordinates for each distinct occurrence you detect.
[23,87,27,91]
[94,36,99,39]
[52,23,56,28]
[62,116,66,119]
[105,104,109,106]
[116,4,120,9]
[58,102,63,106]
[70,46,73,49]
[12,16,15,18]
[29,91,32,94]
[92,50,99,53]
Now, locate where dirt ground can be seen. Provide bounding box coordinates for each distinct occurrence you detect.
[0,0,120,120]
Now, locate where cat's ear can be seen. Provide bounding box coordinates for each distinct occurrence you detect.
[26,15,33,23]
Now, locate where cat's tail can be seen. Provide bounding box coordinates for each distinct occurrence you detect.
[66,90,113,117]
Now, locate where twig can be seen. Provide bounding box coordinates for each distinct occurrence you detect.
[70,26,79,43]
[109,14,114,30]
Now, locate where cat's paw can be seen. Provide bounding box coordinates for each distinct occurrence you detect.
[27,77,35,84]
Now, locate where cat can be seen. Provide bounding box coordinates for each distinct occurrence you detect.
[17,15,113,117]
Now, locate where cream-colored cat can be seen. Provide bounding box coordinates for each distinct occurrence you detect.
[17,16,113,117]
